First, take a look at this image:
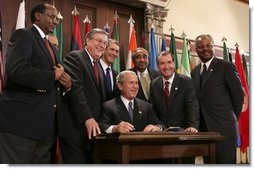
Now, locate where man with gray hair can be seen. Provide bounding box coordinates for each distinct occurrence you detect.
[59,28,108,163]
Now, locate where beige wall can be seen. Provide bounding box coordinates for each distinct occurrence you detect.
[163,0,249,52]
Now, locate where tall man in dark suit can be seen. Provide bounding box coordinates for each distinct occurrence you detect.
[60,28,108,163]
[150,51,199,132]
[191,34,244,164]
[0,3,71,163]
[129,47,160,102]
[99,70,162,133]
[99,38,120,100]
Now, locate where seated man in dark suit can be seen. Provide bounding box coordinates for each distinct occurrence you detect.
[99,70,162,133]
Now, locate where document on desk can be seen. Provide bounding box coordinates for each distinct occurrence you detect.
[163,126,184,132]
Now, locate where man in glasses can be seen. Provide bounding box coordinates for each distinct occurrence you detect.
[0,3,71,163]
[60,28,108,163]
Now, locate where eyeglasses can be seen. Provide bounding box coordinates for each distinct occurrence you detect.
[93,38,108,46]
[43,13,59,22]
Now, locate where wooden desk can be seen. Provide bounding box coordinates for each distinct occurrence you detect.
[93,132,225,164]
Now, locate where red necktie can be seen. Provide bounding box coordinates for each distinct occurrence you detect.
[93,60,99,85]
[164,81,170,105]
[44,37,56,65]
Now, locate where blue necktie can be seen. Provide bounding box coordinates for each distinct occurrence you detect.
[128,101,133,121]
[106,67,112,93]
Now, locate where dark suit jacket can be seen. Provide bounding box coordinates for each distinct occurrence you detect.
[0,26,60,141]
[129,68,160,102]
[150,73,199,130]
[60,49,106,139]
[99,97,162,132]
[191,57,244,138]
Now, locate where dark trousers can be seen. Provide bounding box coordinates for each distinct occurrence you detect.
[60,137,94,164]
[0,128,56,164]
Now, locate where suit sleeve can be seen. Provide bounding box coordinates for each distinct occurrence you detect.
[6,29,55,90]
[225,63,244,119]
[184,78,200,129]
[63,52,93,124]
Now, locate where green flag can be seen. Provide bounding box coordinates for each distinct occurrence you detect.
[53,18,63,63]
[169,32,179,73]
[223,41,229,61]
[179,35,190,77]
[111,14,120,72]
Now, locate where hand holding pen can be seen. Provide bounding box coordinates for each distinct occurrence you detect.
[112,121,135,133]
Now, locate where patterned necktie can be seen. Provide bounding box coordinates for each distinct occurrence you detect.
[93,60,99,85]
[200,64,207,86]
[44,37,56,65]
[105,67,112,93]
[128,101,133,121]
[164,81,170,106]
[139,73,150,100]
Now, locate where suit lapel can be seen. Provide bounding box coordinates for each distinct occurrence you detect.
[201,58,218,87]
[32,27,54,67]
[167,74,179,108]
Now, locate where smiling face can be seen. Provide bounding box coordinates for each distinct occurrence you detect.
[132,48,149,73]
[157,52,175,80]
[195,35,215,63]
[118,72,139,101]
[86,33,108,60]
[102,40,119,65]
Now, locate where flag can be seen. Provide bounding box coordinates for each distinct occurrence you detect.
[228,50,233,63]
[149,28,157,70]
[111,12,120,72]
[161,36,166,52]
[242,54,249,85]
[179,33,190,77]
[223,41,229,61]
[83,15,91,37]
[126,15,137,69]
[235,45,249,153]
[70,7,82,51]
[16,0,25,30]
[0,12,4,94]
[170,31,179,73]
[53,12,63,63]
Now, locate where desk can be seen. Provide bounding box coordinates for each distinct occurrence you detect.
[93,132,225,164]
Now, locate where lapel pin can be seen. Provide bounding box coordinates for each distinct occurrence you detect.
[175,87,178,90]
[210,69,213,72]
[138,111,142,114]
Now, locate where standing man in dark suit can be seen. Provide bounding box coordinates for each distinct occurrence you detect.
[60,28,108,163]
[191,34,244,164]
[0,3,71,163]
[99,70,162,133]
[129,47,160,102]
[150,51,199,132]
[99,38,120,100]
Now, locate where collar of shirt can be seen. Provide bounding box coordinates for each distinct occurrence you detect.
[84,47,97,65]
[33,24,46,39]
[99,59,111,74]
[137,69,148,78]
[121,96,134,110]
[201,56,215,73]
[163,72,175,85]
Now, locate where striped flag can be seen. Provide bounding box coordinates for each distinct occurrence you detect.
[126,15,137,69]
[83,15,91,37]
[53,12,63,63]
[70,6,82,51]
[111,11,120,72]
[235,44,249,153]
[149,28,157,70]
[179,32,190,77]
[169,31,179,73]
[16,0,25,30]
